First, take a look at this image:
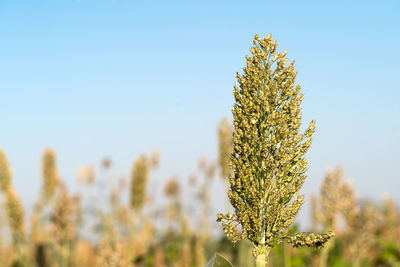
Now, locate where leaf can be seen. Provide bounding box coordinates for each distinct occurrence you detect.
[205,253,234,267]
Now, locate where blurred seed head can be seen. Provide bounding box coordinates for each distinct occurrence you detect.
[343,202,381,263]
[130,154,149,212]
[50,185,81,246]
[5,188,25,245]
[41,148,59,198]
[101,157,112,170]
[97,232,129,267]
[151,149,160,168]
[164,178,181,198]
[318,165,346,230]
[0,148,11,192]
[77,165,95,184]
[382,196,398,240]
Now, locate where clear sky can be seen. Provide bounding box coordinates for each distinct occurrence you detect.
[1,0,399,228]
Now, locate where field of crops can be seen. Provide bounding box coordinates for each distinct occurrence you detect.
[1,132,399,267]
[1,4,399,265]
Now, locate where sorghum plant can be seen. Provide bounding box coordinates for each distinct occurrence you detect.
[0,148,11,192]
[97,228,130,267]
[0,149,28,266]
[5,188,26,256]
[42,148,59,199]
[128,154,150,262]
[49,184,81,266]
[382,196,400,246]
[217,34,333,266]
[340,181,381,267]
[164,178,182,232]
[318,166,345,230]
[130,154,149,213]
[77,164,95,184]
[312,166,348,267]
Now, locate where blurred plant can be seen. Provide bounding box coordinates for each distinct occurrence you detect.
[217,34,333,266]
[77,164,95,184]
[97,228,129,267]
[41,148,59,199]
[128,154,150,263]
[49,184,81,266]
[181,241,191,267]
[164,178,182,230]
[340,182,382,267]
[0,148,11,192]
[5,188,27,265]
[0,149,28,266]
[102,157,112,170]
[381,196,400,246]
[130,154,149,213]
[151,149,161,168]
[153,246,167,267]
[314,166,346,231]
[72,240,96,267]
[134,218,155,263]
[164,178,181,198]
[312,166,348,267]
[194,235,207,267]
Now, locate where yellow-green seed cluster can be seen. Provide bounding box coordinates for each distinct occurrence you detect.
[130,154,149,212]
[312,166,350,231]
[0,149,11,192]
[5,188,26,245]
[287,232,334,248]
[41,148,59,198]
[217,34,333,258]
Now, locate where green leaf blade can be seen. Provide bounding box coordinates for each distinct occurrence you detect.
[205,253,234,267]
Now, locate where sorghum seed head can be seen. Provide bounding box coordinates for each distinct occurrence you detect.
[41,148,59,198]
[0,148,11,192]
[130,154,149,212]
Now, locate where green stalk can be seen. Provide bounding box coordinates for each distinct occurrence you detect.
[283,243,291,267]
[319,238,333,267]
[256,254,267,267]
[255,244,271,267]
[129,214,138,263]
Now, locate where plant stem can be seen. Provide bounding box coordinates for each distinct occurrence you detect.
[256,254,267,267]
[319,238,333,267]
[255,246,271,267]
[283,243,291,267]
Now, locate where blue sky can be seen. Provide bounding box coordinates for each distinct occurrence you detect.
[1,0,399,227]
